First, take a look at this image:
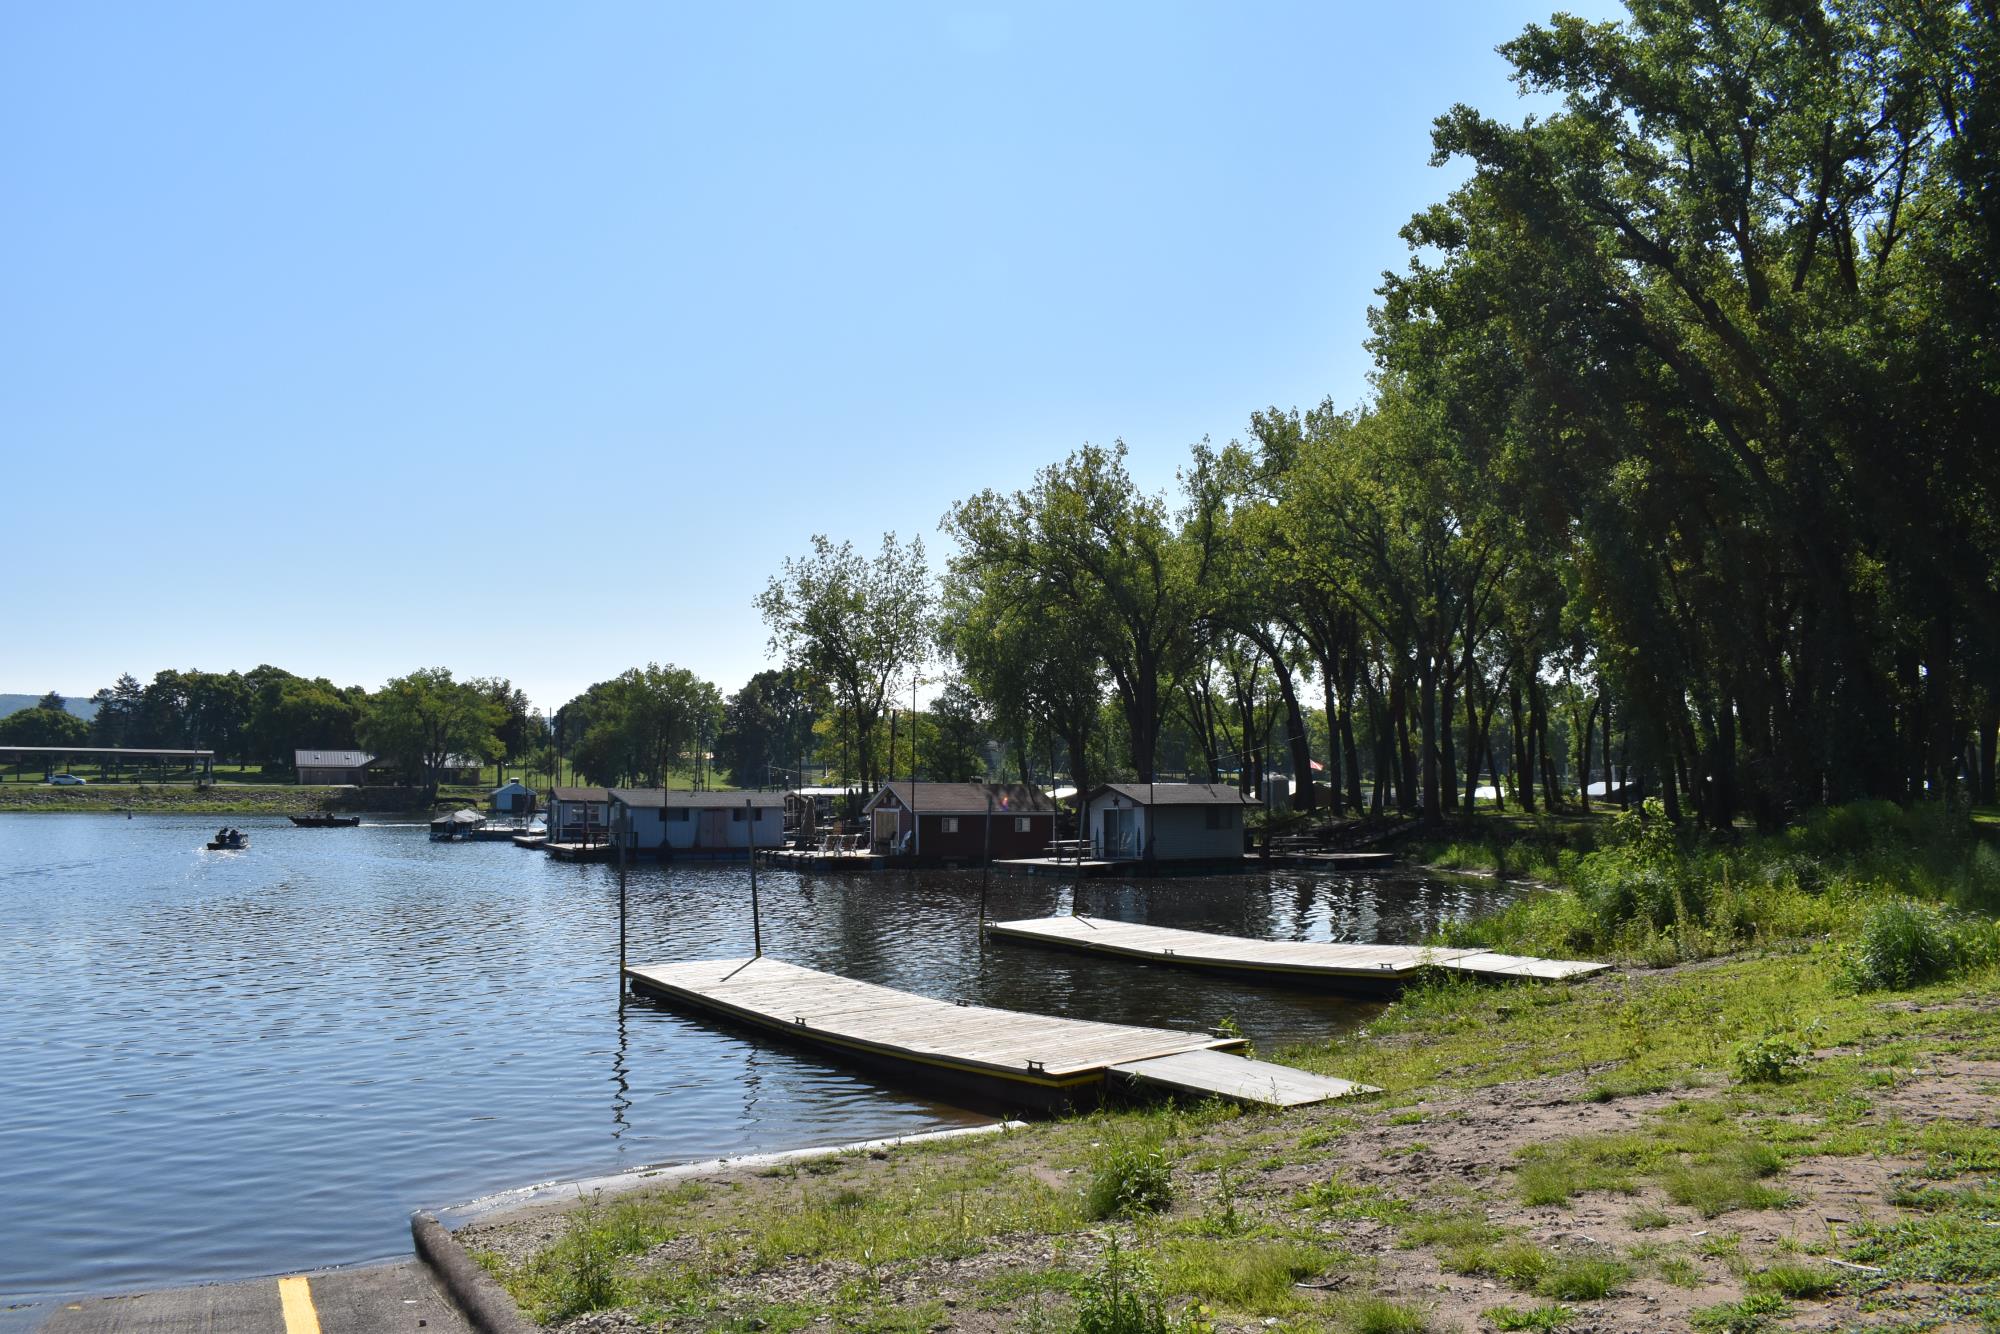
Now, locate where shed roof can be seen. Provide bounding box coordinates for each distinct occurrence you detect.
[865,782,1056,815]
[609,788,786,809]
[295,749,374,768]
[1087,782,1252,807]
[550,786,610,803]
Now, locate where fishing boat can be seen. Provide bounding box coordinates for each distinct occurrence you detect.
[206,827,248,851]
[289,814,361,828]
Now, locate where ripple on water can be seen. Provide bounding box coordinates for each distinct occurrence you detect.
[0,811,1520,1304]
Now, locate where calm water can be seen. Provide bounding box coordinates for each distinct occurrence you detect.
[0,813,1517,1309]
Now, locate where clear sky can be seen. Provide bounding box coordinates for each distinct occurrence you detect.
[4,2,1619,713]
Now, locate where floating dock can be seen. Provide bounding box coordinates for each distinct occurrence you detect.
[1276,850,1397,870]
[546,841,615,862]
[622,956,1371,1109]
[984,916,1608,993]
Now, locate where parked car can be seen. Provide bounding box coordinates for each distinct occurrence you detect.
[46,774,86,786]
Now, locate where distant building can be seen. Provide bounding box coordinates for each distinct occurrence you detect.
[862,782,1056,860]
[295,749,376,785]
[1084,783,1250,863]
[489,779,535,816]
[607,789,785,856]
[548,786,611,842]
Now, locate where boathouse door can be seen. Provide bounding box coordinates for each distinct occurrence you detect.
[698,809,727,848]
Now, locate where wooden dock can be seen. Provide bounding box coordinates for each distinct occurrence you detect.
[546,841,615,862]
[984,916,1608,993]
[622,956,1372,1109]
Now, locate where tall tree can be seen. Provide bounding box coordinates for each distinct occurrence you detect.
[359,668,504,796]
[756,533,933,803]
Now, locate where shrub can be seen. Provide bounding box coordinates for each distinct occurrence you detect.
[1842,899,1959,991]
[1731,1034,1811,1084]
[1069,1234,1198,1334]
[1085,1140,1174,1220]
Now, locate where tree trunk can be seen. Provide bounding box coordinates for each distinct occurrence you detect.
[1981,705,1999,807]
[1510,677,1535,814]
[1417,654,1441,825]
[1320,663,1346,817]
[1392,670,1418,816]
[1577,694,1597,813]
[1266,652,1315,812]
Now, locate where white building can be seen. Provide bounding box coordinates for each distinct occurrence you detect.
[1083,783,1251,863]
[608,788,786,856]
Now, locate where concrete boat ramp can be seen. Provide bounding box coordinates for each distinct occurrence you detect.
[623,956,1371,1109]
[985,915,1607,992]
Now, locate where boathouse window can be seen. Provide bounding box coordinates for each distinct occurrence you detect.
[732,807,744,822]
[941,817,959,833]
[1014,816,1031,833]
[1205,806,1222,829]
[670,808,689,822]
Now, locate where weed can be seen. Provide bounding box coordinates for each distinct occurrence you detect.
[1068,1234,1206,1334]
[1296,1174,1414,1223]
[1399,1212,1502,1250]
[1086,1140,1174,1220]
[1155,1238,1341,1312]
[1731,1034,1810,1084]
[1626,1205,1672,1230]
[1658,1255,1703,1287]
[1325,1294,1431,1333]
[1534,1255,1629,1301]
[1484,1303,1577,1332]
[1747,1261,1840,1298]
[1688,1291,1785,1333]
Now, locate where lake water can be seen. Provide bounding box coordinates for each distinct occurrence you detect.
[0,813,1518,1311]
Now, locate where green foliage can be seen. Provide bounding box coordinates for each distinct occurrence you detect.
[1687,1292,1786,1333]
[1323,1295,1431,1334]
[566,663,723,788]
[0,706,91,747]
[1084,1140,1174,1220]
[1067,1235,1207,1334]
[1745,1262,1839,1299]
[1154,1238,1338,1312]
[1731,1035,1811,1085]
[1840,899,1999,992]
[358,667,505,792]
[1484,1304,1576,1333]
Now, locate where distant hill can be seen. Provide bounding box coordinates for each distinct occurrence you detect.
[0,694,98,721]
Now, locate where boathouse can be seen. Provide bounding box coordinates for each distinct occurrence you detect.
[1084,783,1250,863]
[548,786,611,842]
[607,788,785,856]
[489,779,534,816]
[294,749,376,784]
[861,782,1056,860]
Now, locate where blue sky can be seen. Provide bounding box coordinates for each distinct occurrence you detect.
[4,2,1618,712]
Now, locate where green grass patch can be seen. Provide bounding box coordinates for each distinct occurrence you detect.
[1484,1303,1577,1332]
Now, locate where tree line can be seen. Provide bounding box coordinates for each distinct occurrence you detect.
[757,1,2000,828]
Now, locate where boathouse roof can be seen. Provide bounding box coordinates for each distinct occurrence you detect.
[864,782,1056,815]
[1088,782,1252,807]
[607,788,786,809]
[295,749,374,768]
[549,786,611,803]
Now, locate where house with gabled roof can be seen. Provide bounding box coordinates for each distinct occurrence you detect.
[1084,782,1250,863]
[861,782,1056,861]
[607,788,786,857]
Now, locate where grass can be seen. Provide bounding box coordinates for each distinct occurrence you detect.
[467,800,2000,1330]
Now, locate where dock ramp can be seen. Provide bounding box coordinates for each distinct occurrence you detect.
[1111,1049,1372,1107]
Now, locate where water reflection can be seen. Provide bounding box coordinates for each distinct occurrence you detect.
[0,813,1517,1305]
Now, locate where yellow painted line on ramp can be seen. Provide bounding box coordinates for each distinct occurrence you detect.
[278,1275,322,1334]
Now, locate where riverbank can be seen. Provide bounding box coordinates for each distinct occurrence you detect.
[460,807,2000,1332]
[0,783,457,814]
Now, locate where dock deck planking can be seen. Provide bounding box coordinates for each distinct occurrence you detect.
[621,956,1370,1107]
[1110,1048,1371,1107]
[984,916,1607,989]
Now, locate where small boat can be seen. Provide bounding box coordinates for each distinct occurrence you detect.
[429,808,485,841]
[289,814,361,828]
[206,827,249,851]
